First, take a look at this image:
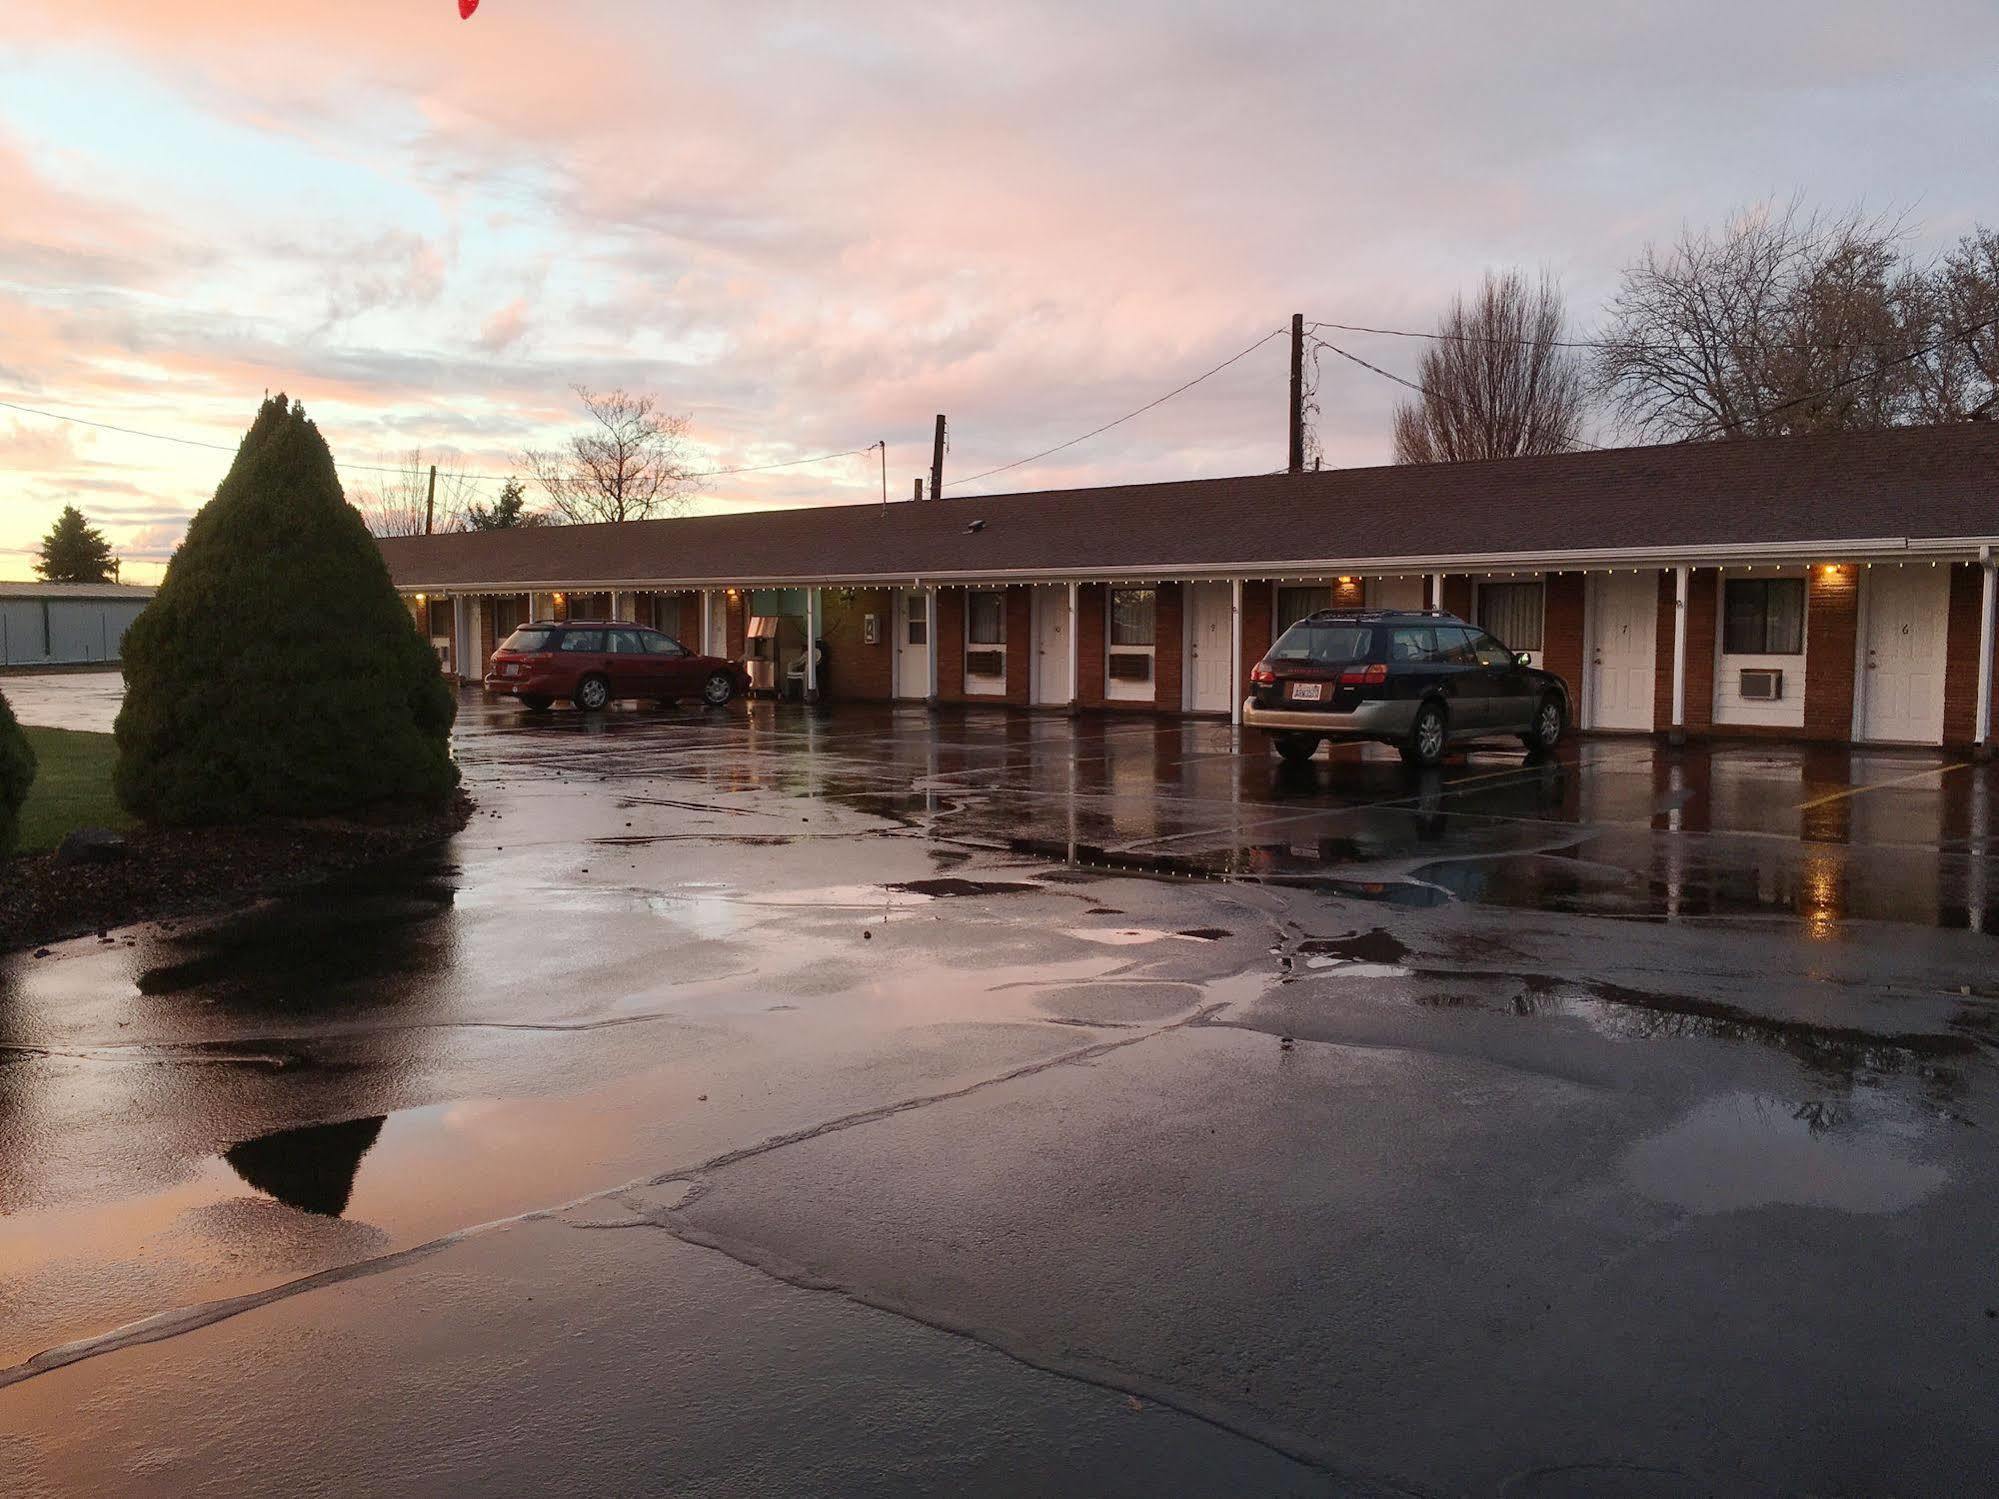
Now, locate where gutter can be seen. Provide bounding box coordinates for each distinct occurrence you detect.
[387,534,1999,594]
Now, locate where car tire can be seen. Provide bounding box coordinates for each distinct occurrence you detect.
[519,694,553,712]
[1272,732,1320,764]
[572,675,611,712]
[702,672,736,708]
[1407,701,1448,769]
[1522,694,1565,754]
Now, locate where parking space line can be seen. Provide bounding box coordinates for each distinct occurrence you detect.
[1796,760,1973,812]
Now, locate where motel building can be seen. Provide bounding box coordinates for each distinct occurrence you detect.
[379,423,1999,757]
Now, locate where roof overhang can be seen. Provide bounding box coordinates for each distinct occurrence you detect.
[388,534,1999,593]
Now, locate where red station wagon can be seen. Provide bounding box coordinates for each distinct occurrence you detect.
[485,620,749,712]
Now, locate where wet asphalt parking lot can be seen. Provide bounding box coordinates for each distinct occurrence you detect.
[3,675,1998,1497]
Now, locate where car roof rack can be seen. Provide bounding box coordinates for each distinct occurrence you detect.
[1302,607,1463,623]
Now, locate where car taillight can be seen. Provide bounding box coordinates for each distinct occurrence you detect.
[1338,663,1388,686]
[1251,665,1276,685]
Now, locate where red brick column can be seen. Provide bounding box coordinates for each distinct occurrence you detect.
[1077,584,1107,709]
[1442,575,1474,620]
[1004,586,1032,705]
[1943,563,1985,747]
[1330,576,1363,609]
[1153,582,1184,712]
[1543,572,1586,718]
[1804,563,1858,742]
[1652,574,1676,733]
[1683,569,1717,734]
[1239,579,1273,689]
[937,588,966,703]
[725,590,747,659]
[678,594,703,646]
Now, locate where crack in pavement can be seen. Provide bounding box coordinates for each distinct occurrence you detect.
[0,998,1232,1396]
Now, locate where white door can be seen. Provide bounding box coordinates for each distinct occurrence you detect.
[1031,585,1070,706]
[1860,567,1948,744]
[895,590,931,700]
[1586,571,1658,731]
[1186,582,1233,714]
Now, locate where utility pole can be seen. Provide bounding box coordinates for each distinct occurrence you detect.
[913,478,924,502]
[930,414,947,502]
[1288,313,1305,474]
[424,463,438,535]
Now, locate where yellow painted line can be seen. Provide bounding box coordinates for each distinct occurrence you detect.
[1795,760,1975,812]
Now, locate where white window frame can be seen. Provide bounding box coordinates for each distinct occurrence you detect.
[965,588,1007,695]
[1714,566,1807,728]
[1106,586,1156,702]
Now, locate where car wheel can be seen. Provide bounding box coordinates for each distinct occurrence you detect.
[519,694,553,712]
[1272,732,1319,764]
[572,675,611,712]
[1522,694,1565,754]
[1407,701,1448,769]
[702,672,736,707]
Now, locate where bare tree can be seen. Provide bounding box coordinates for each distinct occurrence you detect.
[1896,227,1999,422]
[1391,270,1589,464]
[1595,199,1918,441]
[522,386,697,525]
[350,450,478,537]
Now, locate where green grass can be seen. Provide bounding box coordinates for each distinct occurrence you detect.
[15,728,134,855]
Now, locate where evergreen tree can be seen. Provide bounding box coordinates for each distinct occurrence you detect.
[463,477,542,530]
[114,395,458,824]
[35,505,118,583]
[0,688,35,857]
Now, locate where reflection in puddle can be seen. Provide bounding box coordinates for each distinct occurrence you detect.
[223,1116,388,1218]
[1626,1093,1946,1215]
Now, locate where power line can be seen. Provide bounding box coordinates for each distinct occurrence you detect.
[946,326,1287,491]
[0,395,874,487]
[1310,336,1606,453]
[1308,318,1643,353]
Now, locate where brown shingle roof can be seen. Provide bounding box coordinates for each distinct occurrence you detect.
[378,423,1999,590]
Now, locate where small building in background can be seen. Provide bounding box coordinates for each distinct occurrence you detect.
[0,582,156,668]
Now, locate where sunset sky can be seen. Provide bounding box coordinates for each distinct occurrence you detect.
[3,1,1994,582]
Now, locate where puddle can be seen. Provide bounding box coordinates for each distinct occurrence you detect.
[1298,928,1410,965]
[1625,1092,1947,1214]
[1175,928,1231,942]
[885,878,1044,898]
[1302,958,1414,978]
[1062,927,1226,947]
[223,1116,388,1218]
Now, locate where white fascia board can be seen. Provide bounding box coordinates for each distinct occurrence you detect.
[391,534,1999,594]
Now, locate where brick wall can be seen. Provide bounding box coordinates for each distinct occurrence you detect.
[1330,576,1364,609]
[1543,573,1586,719]
[1803,564,1858,742]
[936,588,966,703]
[1442,575,1474,620]
[1942,563,1985,747]
[677,594,703,647]
[726,591,747,659]
[1684,569,1717,732]
[1077,583,1107,709]
[821,587,894,701]
[1153,582,1184,711]
[1239,579,1273,690]
[1004,587,1033,705]
[1652,574,1677,732]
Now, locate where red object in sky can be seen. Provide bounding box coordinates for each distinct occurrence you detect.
[459,0,479,17]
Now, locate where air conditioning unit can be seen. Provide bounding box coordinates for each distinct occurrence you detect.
[1739,668,1784,701]
[966,649,1006,677]
[1107,652,1153,682]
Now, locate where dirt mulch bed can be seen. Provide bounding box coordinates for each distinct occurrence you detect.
[0,792,473,954]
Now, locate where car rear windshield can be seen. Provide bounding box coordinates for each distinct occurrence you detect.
[501,627,558,652]
[1269,622,1373,665]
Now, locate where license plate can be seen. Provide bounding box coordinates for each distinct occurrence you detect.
[1290,682,1322,701]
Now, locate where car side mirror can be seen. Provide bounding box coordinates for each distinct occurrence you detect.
[1515,651,1533,667]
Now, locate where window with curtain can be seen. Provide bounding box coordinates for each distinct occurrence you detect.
[1277,586,1333,631]
[1723,578,1805,654]
[1110,588,1157,646]
[967,590,1006,645]
[1476,582,1544,652]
